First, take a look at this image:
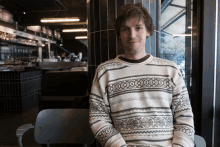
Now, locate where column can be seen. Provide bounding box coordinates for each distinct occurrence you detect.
[87,0,159,87]
[48,42,51,59]
[38,40,42,62]
[200,0,220,146]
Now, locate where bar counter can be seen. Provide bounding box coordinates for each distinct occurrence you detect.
[0,69,42,112]
[0,61,89,112]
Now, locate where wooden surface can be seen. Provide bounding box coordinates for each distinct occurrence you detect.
[42,95,88,101]
[39,61,86,69]
[1,146,42,147]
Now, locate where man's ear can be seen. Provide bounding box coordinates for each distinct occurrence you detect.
[146,32,150,39]
[146,30,150,37]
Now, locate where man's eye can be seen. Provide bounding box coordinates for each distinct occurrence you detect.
[136,27,142,31]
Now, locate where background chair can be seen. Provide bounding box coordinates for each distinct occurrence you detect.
[16,109,95,147]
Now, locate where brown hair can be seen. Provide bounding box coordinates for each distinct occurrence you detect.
[115,3,155,37]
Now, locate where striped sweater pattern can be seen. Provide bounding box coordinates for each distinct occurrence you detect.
[89,54,195,147]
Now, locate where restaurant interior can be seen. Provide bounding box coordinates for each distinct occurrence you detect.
[0,0,219,147]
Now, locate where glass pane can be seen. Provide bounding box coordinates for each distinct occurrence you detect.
[159,0,193,96]
[172,0,186,7]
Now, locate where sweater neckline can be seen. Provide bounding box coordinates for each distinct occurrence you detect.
[116,54,153,65]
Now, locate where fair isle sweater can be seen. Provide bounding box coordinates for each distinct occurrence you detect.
[89,54,195,147]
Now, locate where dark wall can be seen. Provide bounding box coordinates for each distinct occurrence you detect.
[63,39,87,58]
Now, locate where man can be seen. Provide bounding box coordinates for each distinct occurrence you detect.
[89,3,195,147]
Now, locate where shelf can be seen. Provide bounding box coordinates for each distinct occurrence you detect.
[0,39,40,47]
[0,24,56,43]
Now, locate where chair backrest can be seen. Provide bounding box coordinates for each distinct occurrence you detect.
[195,135,206,147]
[34,109,95,145]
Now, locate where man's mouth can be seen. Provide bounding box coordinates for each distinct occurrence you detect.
[128,41,138,44]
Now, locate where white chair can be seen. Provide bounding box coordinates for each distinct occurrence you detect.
[194,135,206,147]
[16,109,205,147]
[16,109,95,147]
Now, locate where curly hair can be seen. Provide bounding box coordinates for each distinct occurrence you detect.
[115,3,155,37]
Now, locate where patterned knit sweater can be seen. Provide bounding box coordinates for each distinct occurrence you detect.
[89,54,195,147]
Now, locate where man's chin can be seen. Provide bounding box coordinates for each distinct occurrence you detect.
[124,50,139,55]
[125,48,138,53]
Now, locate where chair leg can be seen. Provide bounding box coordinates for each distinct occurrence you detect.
[18,137,23,147]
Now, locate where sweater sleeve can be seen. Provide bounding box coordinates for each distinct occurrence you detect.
[171,67,195,147]
[89,67,127,147]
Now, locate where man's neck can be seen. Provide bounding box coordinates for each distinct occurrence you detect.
[122,52,147,60]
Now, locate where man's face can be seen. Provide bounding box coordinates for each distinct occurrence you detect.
[119,17,150,55]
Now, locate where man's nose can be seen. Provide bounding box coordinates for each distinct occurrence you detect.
[129,29,136,39]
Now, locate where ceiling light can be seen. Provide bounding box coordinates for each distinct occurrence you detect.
[23,12,25,14]
[62,28,87,32]
[41,17,80,23]
[173,34,192,37]
[75,36,87,39]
